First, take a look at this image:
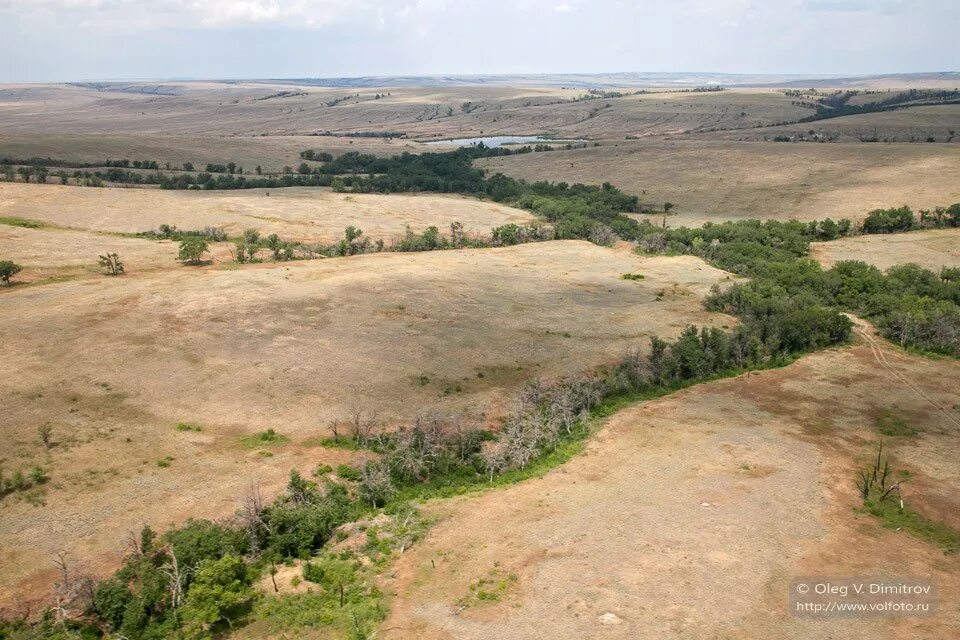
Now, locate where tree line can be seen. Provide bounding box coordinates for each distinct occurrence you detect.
[798,89,960,123]
[633,215,960,357]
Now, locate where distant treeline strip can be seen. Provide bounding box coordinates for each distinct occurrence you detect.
[799,89,960,123]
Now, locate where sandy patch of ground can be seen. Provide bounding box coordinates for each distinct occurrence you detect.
[0,241,734,611]
[0,183,534,243]
[383,341,960,639]
[812,229,960,272]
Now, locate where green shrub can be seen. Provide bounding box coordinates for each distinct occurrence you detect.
[241,428,289,448]
[0,260,23,285]
[862,206,915,234]
[335,464,360,481]
[178,237,209,264]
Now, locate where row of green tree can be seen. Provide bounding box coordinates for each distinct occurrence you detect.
[632,217,960,356]
[799,89,960,123]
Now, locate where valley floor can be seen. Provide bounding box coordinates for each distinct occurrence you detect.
[383,338,960,639]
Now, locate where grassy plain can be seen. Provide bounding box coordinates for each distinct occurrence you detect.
[811,228,960,271]
[0,182,534,242]
[479,139,960,225]
[0,83,808,138]
[0,241,735,611]
[2,77,959,637]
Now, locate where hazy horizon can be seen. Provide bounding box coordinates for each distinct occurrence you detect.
[2,0,958,83]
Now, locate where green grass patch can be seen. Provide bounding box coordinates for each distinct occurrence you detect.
[316,435,362,451]
[0,216,45,229]
[336,464,360,481]
[240,428,289,448]
[251,585,385,638]
[863,498,960,554]
[156,456,174,468]
[876,409,919,438]
[456,564,519,608]
[175,421,202,432]
[621,272,645,280]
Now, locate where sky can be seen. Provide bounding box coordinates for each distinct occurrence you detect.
[0,0,957,82]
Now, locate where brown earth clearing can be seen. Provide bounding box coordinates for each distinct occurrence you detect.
[479,139,960,225]
[0,182,534,242]
[383,338,960,639]
[811,229,960,272]
[0,241,734,611]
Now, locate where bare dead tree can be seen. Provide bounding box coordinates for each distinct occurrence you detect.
[390,426,427,482]
[239,483,267,555]
[160,546,190,609]
[123,529,144,558]
[358,460,395,507]
[480,441,509,481]
[449,415,483,463]
[348,407,380,446]
[50,551,94,623]
[328,419,343,441]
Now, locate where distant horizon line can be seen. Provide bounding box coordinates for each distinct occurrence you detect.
[6,70,958,86]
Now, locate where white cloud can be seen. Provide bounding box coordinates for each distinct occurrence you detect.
[0,0,384,28]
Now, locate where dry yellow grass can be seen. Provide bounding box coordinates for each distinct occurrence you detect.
[0,241,734,609]
[384,341,960,639]
[0,83,810,139]
[479,139,960,225]
[811,229,960,272]
[705,104,960,143]
[0,182,534,242]
[0,133,425,173]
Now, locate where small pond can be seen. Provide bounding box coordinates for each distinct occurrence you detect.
[424,135,584,148]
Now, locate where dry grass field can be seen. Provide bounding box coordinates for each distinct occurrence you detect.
[0,183,534,242]
[0,133,424,173]
[704,104,960,143]
[812,229,960,272]
[479,139,960,225]
[2,76,959,637]
[0,83,810,139]
[0,225,207,284]
[383,337,960,639]
[0,241,735,611]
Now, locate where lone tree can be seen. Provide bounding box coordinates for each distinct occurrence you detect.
[0,260,23,285]
[178,237,209,265]
[98,252,124,275]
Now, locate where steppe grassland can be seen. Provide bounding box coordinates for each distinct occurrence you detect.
[0,241,735,609]
[0,182,535,242]
[478,139,960,225]
[0,83,809,138]
[811,228,960,271]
